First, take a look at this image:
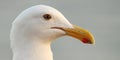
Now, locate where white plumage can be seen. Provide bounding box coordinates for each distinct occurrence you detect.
[10,5,95,60]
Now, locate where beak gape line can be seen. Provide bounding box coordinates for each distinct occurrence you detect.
[51,25,95,44]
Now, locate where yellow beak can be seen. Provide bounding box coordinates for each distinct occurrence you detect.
[52,24,95,44]
[62,25,95,44]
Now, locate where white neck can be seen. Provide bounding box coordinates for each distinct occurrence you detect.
[11,38,53,60]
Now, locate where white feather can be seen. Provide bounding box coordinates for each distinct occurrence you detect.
[10,5,73,60]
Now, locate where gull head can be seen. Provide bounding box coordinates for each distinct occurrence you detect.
[11,5,95,44]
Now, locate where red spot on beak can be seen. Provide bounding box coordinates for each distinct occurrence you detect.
[82,38,89,43]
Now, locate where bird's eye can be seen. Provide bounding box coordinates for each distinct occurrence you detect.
[43,14,52,20]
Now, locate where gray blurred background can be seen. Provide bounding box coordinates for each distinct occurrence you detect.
[0,0,120,60]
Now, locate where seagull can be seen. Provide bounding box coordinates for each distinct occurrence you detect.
[10,5,95,60]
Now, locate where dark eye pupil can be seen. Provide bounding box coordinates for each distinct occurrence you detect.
[43,14,51,20]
